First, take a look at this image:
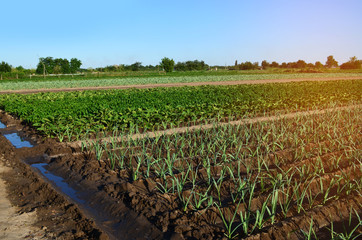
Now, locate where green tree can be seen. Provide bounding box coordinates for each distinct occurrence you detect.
[60,58,70,74]
[325,55,338,68]
[174,60,209,71]
[261,60,269,69]
[130,62,142,71]
[174,62,186,71]
[270,61,279,68]
[340,56,361,69]
[0,61,12,72]
[239,61,259,70]
[15,66,25,72]
[70,58,82,73]
[160,57,175,73]
[296,60,307,68]
[315,61,323,68]
[36,57,82,74]
[53,65,62,74]
[36,57,54,74]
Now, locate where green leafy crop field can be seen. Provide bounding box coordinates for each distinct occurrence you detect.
[0,80,360,140]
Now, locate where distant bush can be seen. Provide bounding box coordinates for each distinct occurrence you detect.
[340,57,361,69]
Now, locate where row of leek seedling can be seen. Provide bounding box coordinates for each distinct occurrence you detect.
[79,107,361,238]
[81,107,360,181]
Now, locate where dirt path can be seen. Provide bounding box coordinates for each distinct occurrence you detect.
[67,104,362,149]
[0,162,45,240]
[0,76,361,94]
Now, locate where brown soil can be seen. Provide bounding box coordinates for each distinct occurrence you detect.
[0,76,361,94]
[0,162,47,239]
[0,105,361,239]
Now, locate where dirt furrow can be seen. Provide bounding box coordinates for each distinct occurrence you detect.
[244,194,362,240]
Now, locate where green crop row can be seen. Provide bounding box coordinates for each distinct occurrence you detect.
[0,80,361,140]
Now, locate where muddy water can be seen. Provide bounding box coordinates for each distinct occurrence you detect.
[32,160,163,240]
[32,163,85,204]
[4,133,33,148]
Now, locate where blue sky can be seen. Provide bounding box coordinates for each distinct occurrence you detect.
[1,0,361,68]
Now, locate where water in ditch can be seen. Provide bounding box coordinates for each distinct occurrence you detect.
[32,163,85,204]
[1,126,162,239]
[0,120,6,129]
[4,133,33,148]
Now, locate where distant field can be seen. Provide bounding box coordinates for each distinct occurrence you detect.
[0,72,361,91]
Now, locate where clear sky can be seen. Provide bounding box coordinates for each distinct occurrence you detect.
[1,0,361,69]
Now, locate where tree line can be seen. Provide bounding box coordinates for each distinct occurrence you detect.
[0,57,82,74]
[96,62,158,72]
[0,55,361,76]
[231,56,361,70]
[98,59,209,73]
[35,57,82,74]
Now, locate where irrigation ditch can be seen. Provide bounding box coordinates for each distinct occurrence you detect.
[0,111,163,240]
[0,110,204,239]
[0,105,361,239]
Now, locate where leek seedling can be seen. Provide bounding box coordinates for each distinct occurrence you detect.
[212,167,226,204]
[216,200,243,239]
[156,178,175,194]
[239,207,256,236]
[177,187,194,212]
[305,188,319,210]
[279,184,295,218]
[322,177,339,204]
[57,130,66,142]
[65,127,73,141]
[94,141,104,161]
[173,166,192,195]
[328,208,362,240]
[294,181,310,214]
[301,217,318,240]
[253,194,271,230]
[191,186,213,210]
[267,186,279,224]
[131,156,144,181]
